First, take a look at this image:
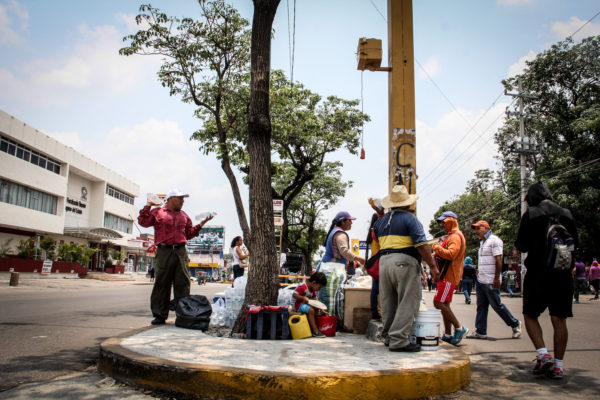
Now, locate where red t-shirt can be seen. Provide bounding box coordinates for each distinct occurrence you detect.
[138,205,201,245]
[293,282,317,311]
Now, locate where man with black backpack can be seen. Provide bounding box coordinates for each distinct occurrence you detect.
[514,182,578,380]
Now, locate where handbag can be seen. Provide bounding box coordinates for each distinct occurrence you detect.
[365,252,380,280]
[239,258,249,268]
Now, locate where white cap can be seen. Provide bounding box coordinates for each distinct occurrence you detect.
[166,188,189,199]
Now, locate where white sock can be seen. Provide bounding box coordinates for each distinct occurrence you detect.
[554,359,563,369]
[443,333,452,338]
[536,348,548,358]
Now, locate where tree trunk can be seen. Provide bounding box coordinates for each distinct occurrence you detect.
[232,0,280,334]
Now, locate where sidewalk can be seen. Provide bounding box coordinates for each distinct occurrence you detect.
[99,325,469,400]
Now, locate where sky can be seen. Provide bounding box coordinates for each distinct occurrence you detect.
[1,0,599,251]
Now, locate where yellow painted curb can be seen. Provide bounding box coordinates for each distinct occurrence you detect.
[99,327,470,400]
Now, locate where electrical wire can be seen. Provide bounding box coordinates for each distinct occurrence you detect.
[569,9,600,38]
[418,98,516,197]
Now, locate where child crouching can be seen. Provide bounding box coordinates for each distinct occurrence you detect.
[293,272,328,337]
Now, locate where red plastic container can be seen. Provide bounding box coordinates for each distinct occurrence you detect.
[317,316,338,337]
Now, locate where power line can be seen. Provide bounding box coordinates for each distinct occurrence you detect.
[419,99,515,196]
[569,9,600,38]
[369,0,386,22]
[417,89,506,185]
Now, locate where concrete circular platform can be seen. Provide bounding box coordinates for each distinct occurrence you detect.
[99,325,470,399]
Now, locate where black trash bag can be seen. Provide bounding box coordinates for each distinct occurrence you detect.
[169,295,212,331]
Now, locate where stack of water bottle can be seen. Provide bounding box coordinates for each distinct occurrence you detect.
[220,276,248,328]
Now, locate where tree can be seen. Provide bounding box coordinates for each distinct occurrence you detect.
[17,237,37,259]
[273,161,353,272]
[120,0,253,240]
[39,236,56,261]
[497,36,600,260]
[218,70,368,250]
[121,2,368,253]
[429,169,520,263]
[230,0,281,333]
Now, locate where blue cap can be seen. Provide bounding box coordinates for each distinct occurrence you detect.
[436,211,457,221]
[334,211,356,223]
[464,256,473,266]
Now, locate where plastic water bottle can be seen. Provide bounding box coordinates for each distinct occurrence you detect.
[195,211,217,221]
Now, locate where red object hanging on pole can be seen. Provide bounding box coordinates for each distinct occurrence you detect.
[360,148,365,159]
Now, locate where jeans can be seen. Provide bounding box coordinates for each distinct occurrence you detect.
[507,283,515,297]
[475,280,519,335]
[462,278,473,302]
[370,278,380,318]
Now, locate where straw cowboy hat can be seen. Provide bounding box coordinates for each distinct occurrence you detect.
[381,185,419,209]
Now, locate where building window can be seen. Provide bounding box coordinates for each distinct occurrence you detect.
[0,135,61,175]
[103,212,133,234]
[105,185,134,205]
[0,179,58,215]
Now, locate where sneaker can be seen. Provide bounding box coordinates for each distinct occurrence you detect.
[389,343,421,352]
[441,335,453,344]
[451,326,469,345]
[466,299,471,304]
[533,354,554,375]
[151,317,166,325]
[312,331,326,338]
[512,321,522,339]
[547,366,564,379]
[466,331,487,339]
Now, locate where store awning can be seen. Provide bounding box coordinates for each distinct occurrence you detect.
[63,227,123,241]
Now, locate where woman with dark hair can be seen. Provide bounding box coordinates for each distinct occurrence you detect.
[366,212,382,320]
[322,211,366,268]
[230,236,249,282]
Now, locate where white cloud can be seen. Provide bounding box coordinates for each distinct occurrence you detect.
[418,56,440,80]
[507,50,536,78]
[0,0,28,44]
[552,16,600,40]
[0,18,160,105]
[496,0,535,5]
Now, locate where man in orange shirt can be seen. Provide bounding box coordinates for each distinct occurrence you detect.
[432,211,468,346]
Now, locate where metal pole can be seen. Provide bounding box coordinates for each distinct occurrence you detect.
[518,80,527,217]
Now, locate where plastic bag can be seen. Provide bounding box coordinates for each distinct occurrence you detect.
[170,295,212,331]
[316,262,347,319]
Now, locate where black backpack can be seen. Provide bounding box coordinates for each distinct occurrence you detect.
[545,215,575,270]
[169,295,212,331]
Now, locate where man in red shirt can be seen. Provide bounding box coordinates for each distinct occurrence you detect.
[138,188,213,325]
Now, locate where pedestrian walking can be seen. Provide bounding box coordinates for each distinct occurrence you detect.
[572,259,587,303]
[462,257,476,304]
[371,185,438,352]
[138,188,214,325]
[466,220,521,340]
[513,181,578,380]
[432,211,468,346]
[589,260,600,299]
[231,236,249,282]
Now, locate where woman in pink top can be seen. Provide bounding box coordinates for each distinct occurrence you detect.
[588,260,600,300]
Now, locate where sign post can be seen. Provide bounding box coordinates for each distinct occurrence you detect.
[41,260,53,274]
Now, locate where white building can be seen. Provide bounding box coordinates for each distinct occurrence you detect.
[0,109,143,271]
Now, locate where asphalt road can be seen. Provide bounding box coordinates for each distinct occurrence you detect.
[1,273,599,399]
[0,273,223,394]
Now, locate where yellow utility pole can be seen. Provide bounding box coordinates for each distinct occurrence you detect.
[357,0,417,213]
[388,0,416,207]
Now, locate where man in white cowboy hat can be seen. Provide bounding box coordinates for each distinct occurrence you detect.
[371,185,438,352]
[138,188,214,325]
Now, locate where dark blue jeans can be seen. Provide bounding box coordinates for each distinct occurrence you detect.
[462,278,473,302]
[475,280,519,335]
[370,278,380,318]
